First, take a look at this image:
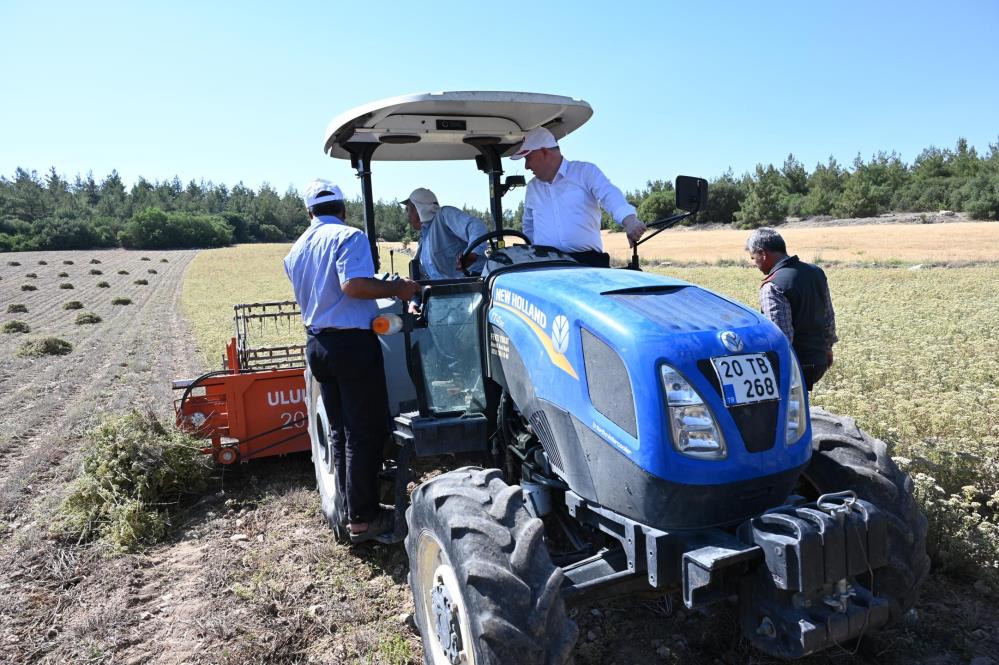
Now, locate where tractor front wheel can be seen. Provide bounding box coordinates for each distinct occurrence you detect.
[406,467,577,665]
[801,407,930,621]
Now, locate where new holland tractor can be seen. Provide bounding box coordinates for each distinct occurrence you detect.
[306,92,929,663]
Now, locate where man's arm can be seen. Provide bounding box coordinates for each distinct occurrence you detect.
[580,162,644,245]
[760,281,794,343]
[336,231,420,301]
[343,276,419,301]
[441,207,489,261]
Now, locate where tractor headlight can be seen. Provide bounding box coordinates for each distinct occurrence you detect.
[661,364,726,459]
[785,352,807,445]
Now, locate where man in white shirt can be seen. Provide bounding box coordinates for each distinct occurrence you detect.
[510,127,646,267]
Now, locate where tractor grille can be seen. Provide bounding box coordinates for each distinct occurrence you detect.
[697,352,780,453]
[530,410,564,471]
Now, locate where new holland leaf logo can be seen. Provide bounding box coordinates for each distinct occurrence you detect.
[551,315,570,354]
[493,302,578,380]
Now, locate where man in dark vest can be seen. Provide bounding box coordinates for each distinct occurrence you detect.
[746,228,837,390]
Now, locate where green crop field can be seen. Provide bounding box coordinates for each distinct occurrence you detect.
[182,242,999,583]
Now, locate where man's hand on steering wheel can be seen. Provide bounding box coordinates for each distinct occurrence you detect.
[456,252,479,271]
[459,229,532,276]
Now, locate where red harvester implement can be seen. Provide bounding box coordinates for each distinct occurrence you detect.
[174,301,310,464]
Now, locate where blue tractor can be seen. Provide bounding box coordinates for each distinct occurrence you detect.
[307,92,929,663]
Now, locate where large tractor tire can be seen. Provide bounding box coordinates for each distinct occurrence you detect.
[310,383,349,543]
[406,467,577,665]
[801,407,930,621]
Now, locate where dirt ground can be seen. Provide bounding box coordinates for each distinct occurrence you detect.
[1,246,997,664]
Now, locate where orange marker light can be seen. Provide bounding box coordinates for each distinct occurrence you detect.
[372,314,403,335]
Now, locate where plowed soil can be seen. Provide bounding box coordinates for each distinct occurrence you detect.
[1,247,996,665]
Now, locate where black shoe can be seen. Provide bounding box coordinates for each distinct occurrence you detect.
[348,508,395,544]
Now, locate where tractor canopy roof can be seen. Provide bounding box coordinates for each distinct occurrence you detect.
[323,91,593,162]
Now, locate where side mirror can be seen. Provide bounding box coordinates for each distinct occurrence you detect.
[499,175,526,197]
[675,176,708,213]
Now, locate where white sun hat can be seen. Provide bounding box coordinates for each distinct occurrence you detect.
[509,127,559,160]
[303,178,344,207]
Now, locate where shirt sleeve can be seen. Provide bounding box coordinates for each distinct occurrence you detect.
[521,183,535,242]
[822,278,838,350]
[336,231,375,285]
[581,162,637,225]
[760,281,795,343]
[443,207,489,254]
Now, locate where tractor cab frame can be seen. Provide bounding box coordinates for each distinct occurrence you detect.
[323,91,594,271]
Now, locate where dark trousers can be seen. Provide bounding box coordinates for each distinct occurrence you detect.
[306,329,389,523]
[802,363,828,391]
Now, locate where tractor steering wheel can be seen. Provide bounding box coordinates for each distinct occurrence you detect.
[460,229,531,276]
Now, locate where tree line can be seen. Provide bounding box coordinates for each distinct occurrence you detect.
[612,137,999,231]
[2,137,996,251]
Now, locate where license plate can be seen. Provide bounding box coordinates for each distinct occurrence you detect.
[711,353,779,407]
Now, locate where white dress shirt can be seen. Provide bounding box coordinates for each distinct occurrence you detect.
[522,158,637,253]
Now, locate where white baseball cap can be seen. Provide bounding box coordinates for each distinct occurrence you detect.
[402,187,440,223]
[303,178,344,208]
[401,187,438,207]
[509,127,559,160]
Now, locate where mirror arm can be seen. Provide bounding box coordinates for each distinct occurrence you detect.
[627,177,705,269]
[636,211,692,247]
[627,208,700,270]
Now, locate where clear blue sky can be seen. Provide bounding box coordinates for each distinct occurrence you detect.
[2,0,997,213]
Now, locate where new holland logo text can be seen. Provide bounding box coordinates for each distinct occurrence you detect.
[494,288,547,329]
[492,287,578,380]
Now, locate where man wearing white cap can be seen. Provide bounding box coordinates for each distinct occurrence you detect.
[510,127,646,267]
[284,179,419,544]
[402,187,489,280]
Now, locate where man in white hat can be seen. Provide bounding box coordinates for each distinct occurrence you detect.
[510,127,646,267]
[284,179,419,544]
[402,187,489,279]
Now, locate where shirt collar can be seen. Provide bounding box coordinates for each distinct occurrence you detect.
[311,214,345,226]
[555,157,569,180]
[768,254,799,276]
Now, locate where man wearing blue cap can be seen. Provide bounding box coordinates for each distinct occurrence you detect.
[285,179,419,543]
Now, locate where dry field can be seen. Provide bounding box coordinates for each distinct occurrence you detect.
[601,219,999,265]
[0,248,209,662]
[1,220,997,665]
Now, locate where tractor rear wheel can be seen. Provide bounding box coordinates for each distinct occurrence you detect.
[406,467,577,665]
[801,407,930,621]
[310,386,349,543]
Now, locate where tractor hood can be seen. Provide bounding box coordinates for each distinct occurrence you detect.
[490,268,763,338]
[487,267,809,491]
